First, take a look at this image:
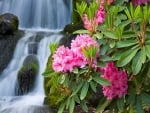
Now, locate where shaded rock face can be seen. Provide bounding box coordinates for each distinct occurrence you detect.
[15,55,39,95]
[0,13,19,35]
[0,30,24,74]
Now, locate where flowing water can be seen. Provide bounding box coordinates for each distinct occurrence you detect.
[0,0,72,29]
[0,0,72,112]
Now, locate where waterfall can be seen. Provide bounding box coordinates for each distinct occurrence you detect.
[0,0,72,29]
[0,0,72,112]
[0,31,63,112]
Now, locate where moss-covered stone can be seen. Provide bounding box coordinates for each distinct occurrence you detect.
[0,13,19,35]
[15,55,39,95]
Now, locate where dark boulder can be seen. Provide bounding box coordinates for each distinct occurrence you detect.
[0,13,19,35]
[0,30,24,74]
[15,55,39,95]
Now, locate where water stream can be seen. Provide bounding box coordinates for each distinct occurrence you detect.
[0,0,72,112]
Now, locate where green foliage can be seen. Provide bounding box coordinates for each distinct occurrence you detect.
[43,1,150,113]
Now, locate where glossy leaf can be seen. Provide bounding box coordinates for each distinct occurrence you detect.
[141,92,150,105]
[80,82,89,100]
[116,40,138,48]
[132,52,142,75]
[58,102,66,113]
[96,99,111,113]
[71,82,83,97]
[117,97,125,112]
[90,81,97,92]
[80,100,88,112]
[93,32,103,39]
[145,45,150,59]
[73,29,90,34]
[69,98,75,113]
[93,76,111,86]
[135,95,144,113]
[117,48,139,67]
[103,31,118,39]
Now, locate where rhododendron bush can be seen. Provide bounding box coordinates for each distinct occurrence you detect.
[43,0,150,113]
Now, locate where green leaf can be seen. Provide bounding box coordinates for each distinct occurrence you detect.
[42,70,53,77]
[58,102,66,113]
[80,82,89,100]
[103,31,118,39]
[122,31,136,39]
[141,47,146,63]
[134,5,140,18]
[116,40,138,48]
[100,45,109,55]
[127,93,136,105]
[93,32,103,39]
[74,95,80,103]
[100,55,112,62]
[132,52,142,75]
[145,45,150,59]
[73,29,90,34]
[117,48,139,67]
[117,97,125,112]
[125,8,132,20]
[90,81,97,92]
[141,92,150,105]
[109,40,116,48]
[66,97,71,109]
[96,99,111,113]
[80,100,88,112]
[73,67,78,74]
[71,82,83,97]
[135,95,144,113]
[93,76,111,86]
[49,43,58,54]
[69,98,75,113]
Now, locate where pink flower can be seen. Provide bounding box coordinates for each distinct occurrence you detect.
[71,34,99,67]
[82,14,98,32]
[102,62,128,100]
[95,5,105,25]
[131,0,150,5]
[52,46,75,73]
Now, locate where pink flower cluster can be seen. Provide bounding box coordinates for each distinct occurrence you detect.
[132,0,150,5]
[95,1,105,25]
[102,62,128,100]
[52,34,99,73]
[82,14,98,33]
[82,0,105,32]
[82,0,115,32]
[52,46,75,72]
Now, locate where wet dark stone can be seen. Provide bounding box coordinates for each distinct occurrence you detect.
[28,42,39,54]
[15,55,39,95]
[0,30,24,74]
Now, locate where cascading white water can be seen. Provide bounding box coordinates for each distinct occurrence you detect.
[0,32,33,96]
[0,31,63,112]
[0,0,72,29]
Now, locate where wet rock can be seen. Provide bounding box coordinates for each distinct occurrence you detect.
[28,42,39,54]
[15,55,39,95]
[0,30,24,74]
[0,13,19,35]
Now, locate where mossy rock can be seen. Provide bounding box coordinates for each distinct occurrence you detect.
[15,55,39,95]
[0,13,19,35]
